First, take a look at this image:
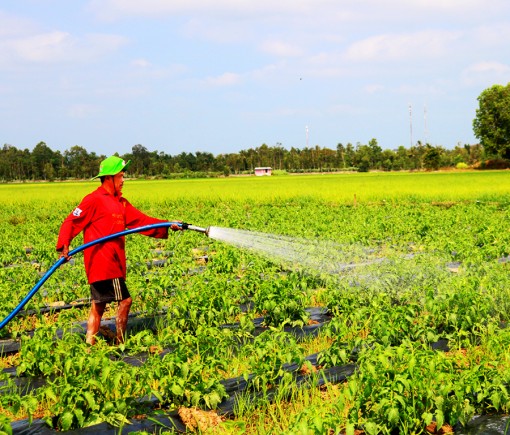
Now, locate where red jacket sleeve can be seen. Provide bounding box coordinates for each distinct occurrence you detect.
[122,198,169,239]
[56,194,96,251]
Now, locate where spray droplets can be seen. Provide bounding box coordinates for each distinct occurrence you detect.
[207,226,384,277]
[206,227,445,297]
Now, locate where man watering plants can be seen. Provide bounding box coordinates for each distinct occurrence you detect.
[56,155,182,345]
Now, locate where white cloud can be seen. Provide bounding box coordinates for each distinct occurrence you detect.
[370,0,493,13]
[202,72,242,87]
[0,31,127,67]
[258,40,304,57]
[90,0,504,19]
[302,52,350,78]
[306,66,350,79]
[5,31,72,62]
[461,61,510,86]
[472,23,510,46]
[180,17,253,44]
[345,30,462,62]
[131,58,152,68]
[90,0,329,20]
[0,11,37,37]
[128,59,188,80]
[89,0,509,34]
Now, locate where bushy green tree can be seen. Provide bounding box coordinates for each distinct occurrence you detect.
[423,145,442,170]
[473,83,510,158]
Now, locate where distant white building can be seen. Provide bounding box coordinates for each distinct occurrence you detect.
[254,167,272,176]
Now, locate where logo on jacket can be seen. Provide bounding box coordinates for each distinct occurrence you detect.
[72,207,83,217]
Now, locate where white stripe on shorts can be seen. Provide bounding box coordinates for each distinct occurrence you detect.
[113,278,121,300]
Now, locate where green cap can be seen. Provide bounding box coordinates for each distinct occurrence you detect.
[92,155,131,180]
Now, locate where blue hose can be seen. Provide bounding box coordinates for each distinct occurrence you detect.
[0,222,182,330]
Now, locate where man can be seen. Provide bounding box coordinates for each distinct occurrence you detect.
[56,155,181,345]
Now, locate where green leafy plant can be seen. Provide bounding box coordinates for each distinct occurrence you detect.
[242,329,305,394]
[253,273,310,327]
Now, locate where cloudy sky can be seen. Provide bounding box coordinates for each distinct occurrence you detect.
[1,1,509,156]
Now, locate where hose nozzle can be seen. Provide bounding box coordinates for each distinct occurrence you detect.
[181,222,210,237]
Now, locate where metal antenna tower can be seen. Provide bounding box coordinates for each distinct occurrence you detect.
[409,104,413,147]
[424,104,428,144]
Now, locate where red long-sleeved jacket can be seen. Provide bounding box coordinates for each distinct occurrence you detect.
[56,186,168,284]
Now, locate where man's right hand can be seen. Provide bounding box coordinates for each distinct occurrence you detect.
[59,245,71,262]
[170,221,183,231]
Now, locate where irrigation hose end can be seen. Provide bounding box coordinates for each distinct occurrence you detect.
[183,223,210,237]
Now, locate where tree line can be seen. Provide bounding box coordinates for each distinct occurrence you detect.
[2,82,509,182]
[0,140,487,182]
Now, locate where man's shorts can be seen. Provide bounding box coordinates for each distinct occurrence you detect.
[90,278,131,304]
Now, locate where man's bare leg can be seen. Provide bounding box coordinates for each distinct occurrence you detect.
[116,297,132,344]
[86,301,106,345]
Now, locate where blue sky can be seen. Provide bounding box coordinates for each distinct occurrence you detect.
[1,1,509,156]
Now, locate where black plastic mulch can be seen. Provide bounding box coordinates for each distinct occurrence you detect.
[0,306,331,356]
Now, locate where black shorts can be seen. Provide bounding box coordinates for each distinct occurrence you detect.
[90,278,131,304]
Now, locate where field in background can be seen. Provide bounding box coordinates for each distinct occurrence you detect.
[1,170,510,433]
[1,169,510,204]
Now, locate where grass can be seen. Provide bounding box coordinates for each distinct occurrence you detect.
[219,378,348,434]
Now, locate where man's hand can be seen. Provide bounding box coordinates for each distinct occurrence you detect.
[170,221,183,231]
[59,245,71,262]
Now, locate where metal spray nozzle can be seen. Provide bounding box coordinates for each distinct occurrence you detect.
[181,222,210,237]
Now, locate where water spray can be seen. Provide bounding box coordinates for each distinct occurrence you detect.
[205,227,424,295]
[206,226,385,275]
